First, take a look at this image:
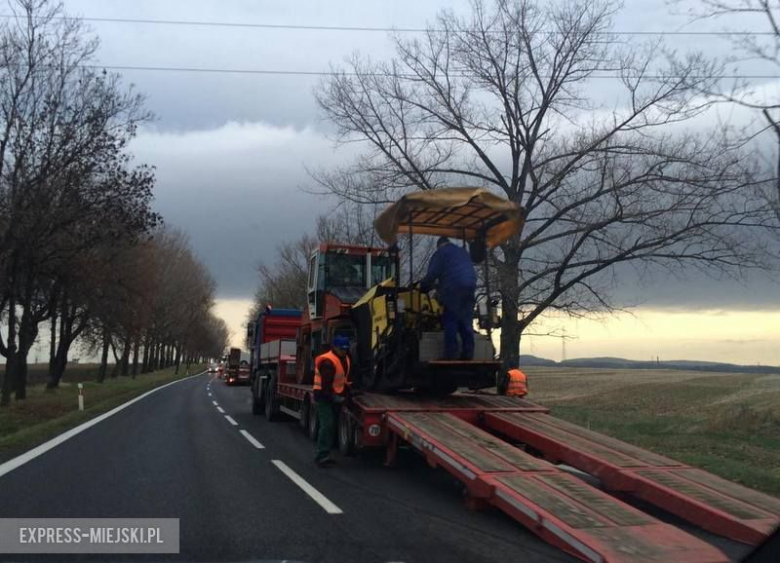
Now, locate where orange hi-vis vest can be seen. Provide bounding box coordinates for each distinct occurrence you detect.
[506,369,528,397]
[313,351,350,395]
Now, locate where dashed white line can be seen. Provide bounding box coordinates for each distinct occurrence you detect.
[212,401,218,406]
[271,460,343,515]
[239,429,265,449]
[207,392,212,397]
[224,415,238,426]
[216,406,225,414]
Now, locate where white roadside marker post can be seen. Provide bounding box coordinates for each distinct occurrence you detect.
[78,383,84,411]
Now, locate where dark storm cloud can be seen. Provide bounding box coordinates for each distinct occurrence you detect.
[130,122,350,298]
[62,0,777,309]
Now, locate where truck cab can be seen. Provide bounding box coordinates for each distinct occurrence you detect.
[299,244,395,382]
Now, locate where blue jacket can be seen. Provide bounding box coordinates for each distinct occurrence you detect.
[420,243,477,297]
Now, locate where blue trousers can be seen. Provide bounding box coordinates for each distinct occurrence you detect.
[441,287,476,360]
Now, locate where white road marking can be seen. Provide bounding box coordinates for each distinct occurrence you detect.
[0,371,207,480]
[224,415,238,426]
[271,460,343,515]
[212,401,218,406]
[239,429,265,449]
[208,392,212,397]
[216,406,225,414]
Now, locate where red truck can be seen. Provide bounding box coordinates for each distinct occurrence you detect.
[247,307,301,412]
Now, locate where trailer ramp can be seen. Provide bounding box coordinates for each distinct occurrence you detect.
[387,412,727,563]
[485,412,780,545]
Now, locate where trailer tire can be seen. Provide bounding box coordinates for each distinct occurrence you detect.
[338,408,356,457]
[307,400,318,440]
[300,397,310,432]
[264,375,280,421]
[251,376,264,415]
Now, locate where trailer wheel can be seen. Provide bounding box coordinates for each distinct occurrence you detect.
[300,397,310,432]
[351,421,361,454]
[264,375,280,421]
[307,400,319,440]
[251,376,263,415]
[338,408,356,457]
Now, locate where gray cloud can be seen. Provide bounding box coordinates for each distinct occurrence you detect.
[58,0,778,310]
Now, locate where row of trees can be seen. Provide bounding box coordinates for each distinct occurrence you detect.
[76,228,229,386]
[306,0,780,369]
[0,0,227,404]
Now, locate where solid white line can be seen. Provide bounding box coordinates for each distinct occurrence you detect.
[239,429,265,449]
[271,460,343,515]
[0,371,207,480]
[216,406,225,414]
[212,401,218,406]
[224,415,238,426]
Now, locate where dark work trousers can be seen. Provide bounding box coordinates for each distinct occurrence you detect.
[440,286,476,360]
[315,400,337,461]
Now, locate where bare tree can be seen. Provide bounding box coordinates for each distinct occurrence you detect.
[674,0,780,220]
[0,0,158,402]
[314,0,778,369]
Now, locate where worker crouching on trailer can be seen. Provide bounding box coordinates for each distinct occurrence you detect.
[313,336,352,467]
[498,368,528,398]
[420,236,478,360]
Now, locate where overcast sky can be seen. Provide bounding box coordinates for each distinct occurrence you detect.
[54,0,780,361]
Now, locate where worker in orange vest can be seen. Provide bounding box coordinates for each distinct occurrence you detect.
[313,335,351,467]
[498,367,528,398]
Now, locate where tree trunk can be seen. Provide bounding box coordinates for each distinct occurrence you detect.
[110,340,121,378]
[141,336,150,374]
[48,310,57,376]
[97,329,110,383]
[14,300,38,400]
[120,339,130,377]
[174,346,182,374]
[131,337,140,378]
[2,271,18,406]
[48,313,74,389]
[498,250,522,372]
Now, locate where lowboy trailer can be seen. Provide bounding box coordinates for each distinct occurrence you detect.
[248,189,779,562]
[254,374,780,563]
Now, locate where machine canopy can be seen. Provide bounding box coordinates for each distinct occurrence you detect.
[374,187,524,249]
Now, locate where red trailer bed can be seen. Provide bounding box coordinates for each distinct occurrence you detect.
[386,411,728,563]
[484,412,780,545]
[261,380,779,562]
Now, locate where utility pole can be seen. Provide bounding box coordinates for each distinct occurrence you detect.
[561,327,567,362]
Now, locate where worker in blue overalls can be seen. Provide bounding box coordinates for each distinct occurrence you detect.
[420,236,477,360]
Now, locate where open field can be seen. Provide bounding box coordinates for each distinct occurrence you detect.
[0,364,205,463]
[0,363,102,387]
[525,366,780,495]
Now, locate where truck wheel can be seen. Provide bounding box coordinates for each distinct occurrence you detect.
[352,422,362,453]
[251,377,263,415]
[300,397,310,432]
[307,401,318,440]
[264,376,280,421]
[338,408,356,457]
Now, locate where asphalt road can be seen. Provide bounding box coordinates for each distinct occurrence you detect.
[0,373,577,563]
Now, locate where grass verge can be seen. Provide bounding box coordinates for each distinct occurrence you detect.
[0,364,205,464]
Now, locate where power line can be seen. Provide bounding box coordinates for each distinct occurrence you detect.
[82,64,780,80]
[0,14,776,37]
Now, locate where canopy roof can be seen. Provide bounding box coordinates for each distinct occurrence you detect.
[374,187,524,249]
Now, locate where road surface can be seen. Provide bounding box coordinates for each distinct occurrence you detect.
[0,373,578,563]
